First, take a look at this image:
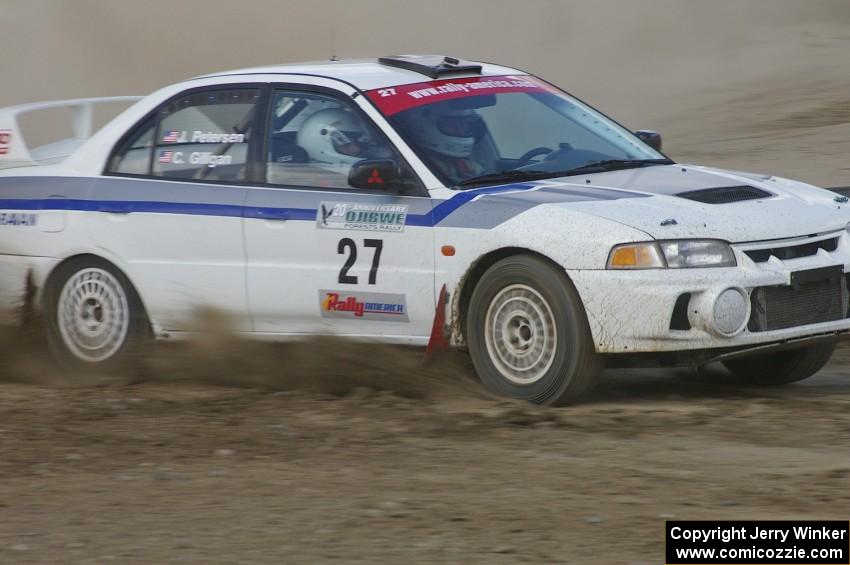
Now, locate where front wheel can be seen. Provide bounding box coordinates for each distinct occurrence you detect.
[44,257,149,367]
[466,255,602,405]
[722,340,836,385]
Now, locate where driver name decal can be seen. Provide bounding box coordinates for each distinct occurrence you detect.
[158,150,232,168]
[160,130,246,144]
[317,202,408,232]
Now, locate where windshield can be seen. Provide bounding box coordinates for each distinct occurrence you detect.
[366,75,667,187]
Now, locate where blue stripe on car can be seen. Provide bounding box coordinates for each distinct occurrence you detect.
[0,198,247,218]
[0,177,646,228]
[430,183,537,224]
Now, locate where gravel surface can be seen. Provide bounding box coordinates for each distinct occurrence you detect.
[0,330,848,564]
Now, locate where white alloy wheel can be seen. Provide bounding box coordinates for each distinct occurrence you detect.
[484,283,558,385]
[57,267,131,363]
[467,255,602,405]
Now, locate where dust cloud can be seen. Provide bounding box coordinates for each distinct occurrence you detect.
[0,309,489,403]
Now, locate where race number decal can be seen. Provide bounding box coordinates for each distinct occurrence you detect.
[337,238,383,285]
[337,238,358,284]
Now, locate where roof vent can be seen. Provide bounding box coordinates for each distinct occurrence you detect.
[677,185,773,204]
[378,55,482,79]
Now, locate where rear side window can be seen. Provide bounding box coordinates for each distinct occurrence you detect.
[108,117,155,175]
[108,88,260,183]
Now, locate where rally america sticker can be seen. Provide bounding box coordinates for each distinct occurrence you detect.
[366,75,559,116]
[0,130,11,155]
[319,290,409,322]
[317,202,408,232]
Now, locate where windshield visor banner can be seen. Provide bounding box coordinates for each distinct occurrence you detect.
[366,75,558,116]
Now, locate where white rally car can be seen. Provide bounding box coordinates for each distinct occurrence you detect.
[1,55,849,404]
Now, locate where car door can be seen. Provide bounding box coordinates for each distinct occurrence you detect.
[93,86,262,332]
[244,86,436,341]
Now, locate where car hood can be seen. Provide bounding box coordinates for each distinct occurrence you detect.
[523,164,850,243]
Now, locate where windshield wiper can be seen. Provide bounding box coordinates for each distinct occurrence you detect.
[455,169,563,188]
[455,158,674,189]
[559,158,673,176]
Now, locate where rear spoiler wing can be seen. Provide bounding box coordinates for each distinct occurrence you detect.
[0,96,142,170]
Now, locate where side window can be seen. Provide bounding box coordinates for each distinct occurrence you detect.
[108,116,155,175]
[108,88,260,181]
[265,90,415,190]
[152,89,260,182]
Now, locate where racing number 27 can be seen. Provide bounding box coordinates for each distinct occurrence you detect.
[338,238,383,285]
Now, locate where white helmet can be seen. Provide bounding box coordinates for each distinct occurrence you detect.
[406,106,483,158]
[297,108,369,169]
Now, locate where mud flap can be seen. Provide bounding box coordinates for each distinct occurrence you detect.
[425,284,451,360]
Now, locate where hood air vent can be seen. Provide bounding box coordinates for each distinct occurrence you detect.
[677,185,773,204]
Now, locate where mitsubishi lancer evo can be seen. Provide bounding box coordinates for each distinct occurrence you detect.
[1,55,848,404]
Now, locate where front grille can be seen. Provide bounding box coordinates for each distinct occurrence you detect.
[678,185,773,204]
[744,237,839,263]
[748,266,848,332]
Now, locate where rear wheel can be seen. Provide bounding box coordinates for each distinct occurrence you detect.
[44,257,149,367]
[722,340,836,385]
[466,255,602,405]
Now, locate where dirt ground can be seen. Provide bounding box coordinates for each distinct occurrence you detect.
[0,330,849,564]
[3,4,850,563]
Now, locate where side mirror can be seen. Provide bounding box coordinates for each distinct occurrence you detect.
[348,159,403,191]
[635,130,662,152]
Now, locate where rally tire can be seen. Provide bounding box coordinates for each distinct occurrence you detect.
[466,255,602,406]
[44,257,150,368]
[722,340,836,386]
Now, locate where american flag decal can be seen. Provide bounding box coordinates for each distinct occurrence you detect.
[158,150,174,163]
[161,130,180,143]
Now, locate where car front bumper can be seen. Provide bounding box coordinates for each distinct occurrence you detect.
[570,231,850,354]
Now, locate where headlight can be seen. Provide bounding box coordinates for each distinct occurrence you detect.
[658,240,737,268]
[607,240,736,269]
